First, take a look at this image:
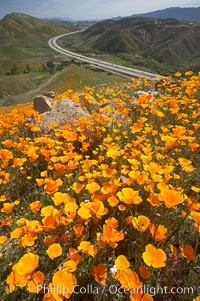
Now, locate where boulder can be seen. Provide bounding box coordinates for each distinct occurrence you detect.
[133,90,148,98]
[38,99,89,133]
[131,90,160,106]
[33,95,53,114]
[133,90,159,98]
[78,94,99,113]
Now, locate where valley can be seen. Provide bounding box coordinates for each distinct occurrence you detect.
[59,17,200,75]
[0,13,126,106]
[0,10,200,106]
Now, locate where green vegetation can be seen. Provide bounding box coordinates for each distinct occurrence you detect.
[0,13,73,61]
[0,61,127,107]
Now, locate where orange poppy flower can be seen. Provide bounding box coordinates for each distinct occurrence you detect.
[53,163,66,177]
[117,188,142,205]
[114,269,142,290]
[0,195,6,202]
[73,224,84,238]
[1,203,14,214]
[158,184,186,208]
[1,215,12,226]
[10,228,23,239]
[41,205,59,217]
[72,182,85,194]
[100,224,124,248]
[140,154,152,164]
[44,178,63,194]
[190,142,199,152]
[12,157,27,168]
[41,293,57,301]
[118,204,126,211]
[68,247,82,264]
[132,215,150,232]
[115,255,130,270]
[191,211,200,225]
[147,195,161,206]
[0,149,13,163]
[46,243,62,260]
[42,216,58,232]
[107,196,119,207]
[14,253,39,275]
[86,182,100,194]
[191,186,200,193]
[6,271,16,293]
[36,178,45,187]
[149,224,167,241]
[178,158,194,173]
[101,182,113,194]
[139,294,154,301]
[102,168,117,178]
[185,70,193,76]
[78,203,92,220]
[0,235,7,245]
[170,244,178,255]
[139,266,151,279]
[105,217,119,228]
[63,260,77,272]
[25,146,39,162]
[78,241,98,257]
[21,234,37,247]
[29,200,42,213]
[142,244,166,268]
[90,200,108,219]
[52,192,69,206]
[106,148,123,159]
[161,135,177,148]
[24,219,43,235]
[7,267,30,289]
[52,269,76,299]
[180,245,196,260]
[192,297,200,301]
[91,263,107,285]
[87,244,98,257]
[27,271,44,293]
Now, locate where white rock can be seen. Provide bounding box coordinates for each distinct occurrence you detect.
[38,99,89,133]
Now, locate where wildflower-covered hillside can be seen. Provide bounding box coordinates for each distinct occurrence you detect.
[0,72,200,301]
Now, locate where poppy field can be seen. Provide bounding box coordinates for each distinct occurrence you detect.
[0,72,200,301]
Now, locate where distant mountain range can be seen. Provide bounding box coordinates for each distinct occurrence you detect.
[44,7,200,23]
[129,7,200,22]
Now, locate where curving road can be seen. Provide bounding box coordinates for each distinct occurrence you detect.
[48,30,163,80]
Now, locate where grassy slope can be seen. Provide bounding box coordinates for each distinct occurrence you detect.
[0,13,72,61]
[0,63,127,106]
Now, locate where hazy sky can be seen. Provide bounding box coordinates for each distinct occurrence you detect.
[0,0,200,20]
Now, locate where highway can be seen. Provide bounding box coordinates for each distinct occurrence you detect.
[48,30,163,80]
